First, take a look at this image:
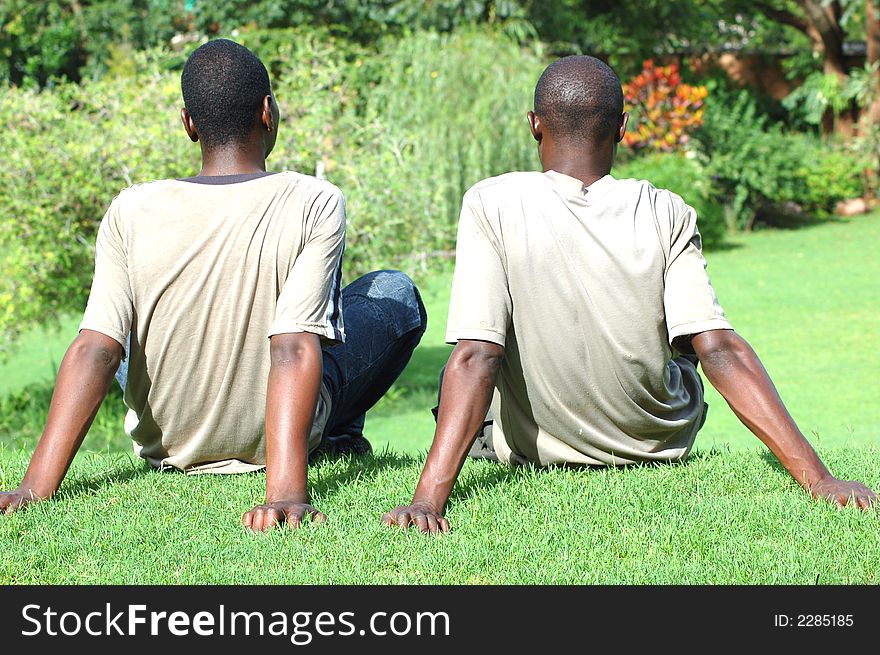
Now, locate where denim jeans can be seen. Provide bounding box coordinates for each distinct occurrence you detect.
[320,269,426,439]
[116,269,427,443]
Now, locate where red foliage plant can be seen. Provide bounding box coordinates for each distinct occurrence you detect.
[622,60,708,152]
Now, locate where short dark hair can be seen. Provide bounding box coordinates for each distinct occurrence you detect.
[533,55,623,144]
[181,39,271,148]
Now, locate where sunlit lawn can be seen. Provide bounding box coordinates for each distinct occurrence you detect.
[1,211,878,585]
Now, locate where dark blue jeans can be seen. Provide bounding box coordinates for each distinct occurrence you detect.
[320,269,427,439]
[116,270,427,444]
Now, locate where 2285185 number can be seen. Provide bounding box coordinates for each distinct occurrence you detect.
[797,614,853,627]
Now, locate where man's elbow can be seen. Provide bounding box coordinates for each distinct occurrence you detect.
[691,329,753,377]
[269,332,321,368]
[448,340,504,380]
[69,331,123,375]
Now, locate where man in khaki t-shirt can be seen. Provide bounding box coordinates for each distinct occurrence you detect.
[383,55,876,534]
[0,39,426,532]
[444,169,728,467]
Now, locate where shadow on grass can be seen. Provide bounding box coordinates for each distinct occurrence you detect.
[758,450,789,474]
[310,447,532,507]
[57,454,151,500]
[752,209,849,231]
[308,449,421,499]
[449,461,523,504]
[703,240,744,253]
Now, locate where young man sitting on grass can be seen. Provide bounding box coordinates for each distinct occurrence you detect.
[0,39,426,532]
[382,55,877,534]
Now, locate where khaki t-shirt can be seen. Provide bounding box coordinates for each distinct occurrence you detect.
[80,171,346,473]
[446,170,732,466]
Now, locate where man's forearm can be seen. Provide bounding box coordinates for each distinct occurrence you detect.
[19,330,120,499]
[265,333,323,503]
[411,341,503,511]
[693,330,831,489]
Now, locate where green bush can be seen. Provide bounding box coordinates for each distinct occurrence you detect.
[613,152,726,249]
[693,90,868,230]
[0,382,128,452]
[338,27,542,275]
[0,64,197,349]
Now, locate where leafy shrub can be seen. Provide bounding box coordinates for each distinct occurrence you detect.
[0,382,128,452]
[622,60,708,153]
[693,90,868,230]
[0,65,197,349]
[340,27,542,275]
[613,152,726,249]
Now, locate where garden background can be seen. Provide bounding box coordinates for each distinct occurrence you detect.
[1,0,879,584]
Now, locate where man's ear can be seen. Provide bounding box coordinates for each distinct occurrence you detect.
[616,112,629,143]
[527,110,542,142]
[181,108,199,143]
[261,94,279,158]
[261,94,276,133]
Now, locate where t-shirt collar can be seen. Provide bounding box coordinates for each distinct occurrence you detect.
[543,169,613,197]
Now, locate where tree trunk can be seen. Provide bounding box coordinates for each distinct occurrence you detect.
[798,0,847,74]
[866,0,880,125]
[863,0,880,198]
[798,0,854,137]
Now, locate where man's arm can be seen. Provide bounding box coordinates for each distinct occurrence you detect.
[382,339,503,534]
[692,329,877,509]
[0,329,121,514]
[242,332,326,532]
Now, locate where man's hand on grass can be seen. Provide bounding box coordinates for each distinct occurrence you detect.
[382,502,450,535]
[0,488,42,515]
[809,476,878,510]
[242,500,327,532]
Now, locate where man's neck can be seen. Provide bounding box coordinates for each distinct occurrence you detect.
[197,144,267,177]
[539,143,614,188]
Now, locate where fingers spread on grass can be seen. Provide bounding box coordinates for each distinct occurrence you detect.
[243,506,279,532]
[396,510,412,530]
[0,493,26,515]
[382,506,449,535]
[285,509,304,530]
[285,506,327,530]
[251,508,270,532]
[852,488,878,511]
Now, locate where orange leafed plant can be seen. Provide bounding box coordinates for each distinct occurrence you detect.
[622,60,708,152]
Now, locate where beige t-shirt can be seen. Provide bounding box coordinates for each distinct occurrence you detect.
[446,170,732,466]
[80,172,346,473]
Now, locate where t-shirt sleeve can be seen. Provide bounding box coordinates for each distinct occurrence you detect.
[79,198,133,353]
[445,190,512,347]
[268,185,346,343]
[663,196,733,345]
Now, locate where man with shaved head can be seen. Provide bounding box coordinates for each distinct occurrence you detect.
[383,55,876,534]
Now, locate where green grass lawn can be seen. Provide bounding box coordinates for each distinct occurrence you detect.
[1,211,878,584]
[1,446,878,584]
